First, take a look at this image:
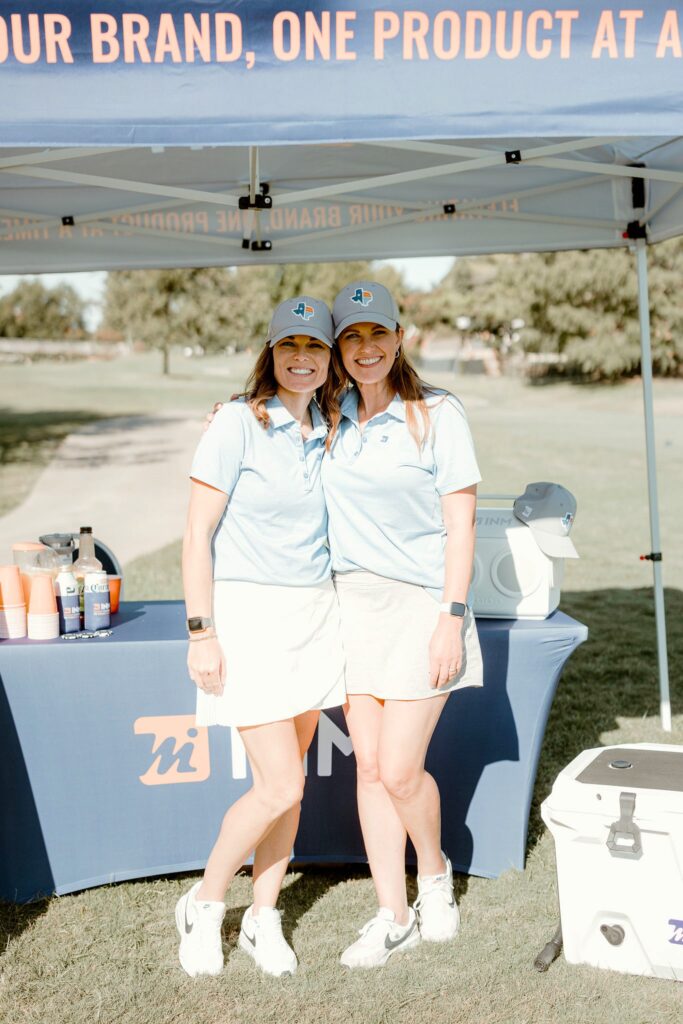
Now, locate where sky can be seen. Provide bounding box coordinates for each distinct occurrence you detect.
[0,257,454,332]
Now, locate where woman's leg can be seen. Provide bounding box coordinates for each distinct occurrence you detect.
[195,718,305,902]
[251,709,320,912]
[377,693,450,877]
[344,694,410,924]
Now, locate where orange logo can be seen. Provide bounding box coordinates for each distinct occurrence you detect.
[134,715,210,785]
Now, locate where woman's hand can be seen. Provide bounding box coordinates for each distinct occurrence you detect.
[428,616,464,689]
[187,635,226,696]
[203,401,225,432]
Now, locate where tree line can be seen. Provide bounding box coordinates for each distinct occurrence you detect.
[1,238,681,381]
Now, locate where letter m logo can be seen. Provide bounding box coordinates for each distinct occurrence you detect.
[134,714,210,786]
[668,919,683,945]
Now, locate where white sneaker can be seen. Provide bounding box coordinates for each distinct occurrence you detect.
[239,906,298,977]
[175,880,226,977]
[340,907,420,969]
[414,852,460,942]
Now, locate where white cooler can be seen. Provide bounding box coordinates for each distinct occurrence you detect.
[471,506,565,619]
[541,743,683,981]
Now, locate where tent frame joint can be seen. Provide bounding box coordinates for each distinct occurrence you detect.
[625,220,647,241]
[61,215,75,227]
[239,184,271,211]
[250,239,272,251]
[641,551,663,562]
[443,203,456,215]
[505,150,522,165]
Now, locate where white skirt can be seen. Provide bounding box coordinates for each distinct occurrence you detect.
[195,578,346,728]
[334,571,484,701]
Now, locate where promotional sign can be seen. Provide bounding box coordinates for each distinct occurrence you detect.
[0,2,682,144]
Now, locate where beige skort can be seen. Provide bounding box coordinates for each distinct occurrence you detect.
[334,570,484,700]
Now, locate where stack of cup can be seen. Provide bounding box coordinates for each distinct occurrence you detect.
[27,574,60,640]
[0,564,27,639]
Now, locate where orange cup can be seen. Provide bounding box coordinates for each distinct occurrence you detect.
[28,573,58,615]
[0,564,26,608]
[107,575,122,615]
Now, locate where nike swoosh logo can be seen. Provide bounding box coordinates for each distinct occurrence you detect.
[241,928,256,947]
[184,900,193,935]
[385,919,416,950]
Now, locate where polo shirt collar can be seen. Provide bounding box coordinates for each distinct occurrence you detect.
[339,387,406,423]
[266,394,328,439]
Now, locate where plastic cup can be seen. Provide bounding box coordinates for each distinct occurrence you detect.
[0,606,27,639]
[108,575,122,614]
[0,564,26,608]
[28,574,58,615]
[27,612,59,640]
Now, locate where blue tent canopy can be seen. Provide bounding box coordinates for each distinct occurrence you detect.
[0,0,675,725]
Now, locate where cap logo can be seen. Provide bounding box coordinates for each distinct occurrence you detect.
[561,512,574,530]
[351,287,373,307]
[292,301,314,321]
[520,505,532,518]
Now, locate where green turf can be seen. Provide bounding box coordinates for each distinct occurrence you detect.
[1,354,682,1023]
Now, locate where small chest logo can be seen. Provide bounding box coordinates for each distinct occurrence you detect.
[668,919,683,945]
[292,301,314,320]
[380,435,389,443]
[351,288,373,307]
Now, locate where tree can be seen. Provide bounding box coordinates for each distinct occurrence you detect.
[101,262,408,373]
[416,240,683,381]
[0,279,88,339]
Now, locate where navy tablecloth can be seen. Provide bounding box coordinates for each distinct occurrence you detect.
[0,601,587,902]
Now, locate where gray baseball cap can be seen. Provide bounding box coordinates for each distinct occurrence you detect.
[267,296,334,348]
[513,482,579,559]
[332,281,400,338]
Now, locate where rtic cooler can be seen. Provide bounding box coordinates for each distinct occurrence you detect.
[541,743,683,981]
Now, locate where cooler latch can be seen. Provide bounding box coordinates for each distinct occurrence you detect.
[606,791,642,859]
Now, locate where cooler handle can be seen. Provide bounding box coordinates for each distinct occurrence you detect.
[606,791,642,859]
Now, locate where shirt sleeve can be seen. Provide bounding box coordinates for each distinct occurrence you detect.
[430,394,482,495]
[189,402,246,496]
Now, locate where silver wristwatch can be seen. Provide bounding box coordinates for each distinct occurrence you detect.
[187,616,214,634]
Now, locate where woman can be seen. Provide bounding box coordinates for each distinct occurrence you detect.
[322,280,484,968]
[177,296,345,980]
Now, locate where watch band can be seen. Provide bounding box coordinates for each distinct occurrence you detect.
[439,601,467,617]
[187,616,214,633]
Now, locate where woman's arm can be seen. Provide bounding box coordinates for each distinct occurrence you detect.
[182,478,229,696]
[428,484,478,689]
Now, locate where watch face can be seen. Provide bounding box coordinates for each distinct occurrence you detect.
[188,617,204,632]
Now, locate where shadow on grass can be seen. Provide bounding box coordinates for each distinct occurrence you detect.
[527,585,683,853]
[0,408,108,464]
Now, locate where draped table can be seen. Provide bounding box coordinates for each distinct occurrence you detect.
[0,600,587,902]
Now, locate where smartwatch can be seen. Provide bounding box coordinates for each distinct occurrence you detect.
[187,616,214,634]
[439,602,467,617]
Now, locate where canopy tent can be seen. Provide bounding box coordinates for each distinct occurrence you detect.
[0,0,676,726]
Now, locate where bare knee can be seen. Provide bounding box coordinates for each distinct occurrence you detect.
[379,761,421,802]
[355,750,381,787]
[254,772,305,819]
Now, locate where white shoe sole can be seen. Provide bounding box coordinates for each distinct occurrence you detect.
[238,930,297,978]
[175,893,223,978]
[340,927,421,969]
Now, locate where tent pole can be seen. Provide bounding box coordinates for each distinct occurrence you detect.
[634,238,671,731]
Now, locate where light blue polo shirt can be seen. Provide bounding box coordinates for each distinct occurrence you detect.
[190,396,330,586]
[322,388,482,598]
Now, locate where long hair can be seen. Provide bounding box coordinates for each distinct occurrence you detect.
[238,342,343,433]
[327,330,435,449]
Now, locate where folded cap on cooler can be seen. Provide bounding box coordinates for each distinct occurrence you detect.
[332,281,400,338]
[267,296,334,348]
[513,482,579,559]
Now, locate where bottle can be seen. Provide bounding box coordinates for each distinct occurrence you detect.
[72,527,102,622]
[56,569,80,634]
[84,571,110,631]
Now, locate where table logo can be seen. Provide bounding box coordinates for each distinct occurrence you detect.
[669,919,683,945]
[134,715,210,785]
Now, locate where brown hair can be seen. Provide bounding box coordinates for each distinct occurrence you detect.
[327,328,437,449]
[237,342,343,434]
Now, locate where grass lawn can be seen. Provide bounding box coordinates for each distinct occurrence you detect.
[1,353,682,1024]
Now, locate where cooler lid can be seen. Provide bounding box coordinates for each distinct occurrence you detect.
[576,746,683,792]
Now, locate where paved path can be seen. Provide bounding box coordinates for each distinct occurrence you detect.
[0,413,203,567]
